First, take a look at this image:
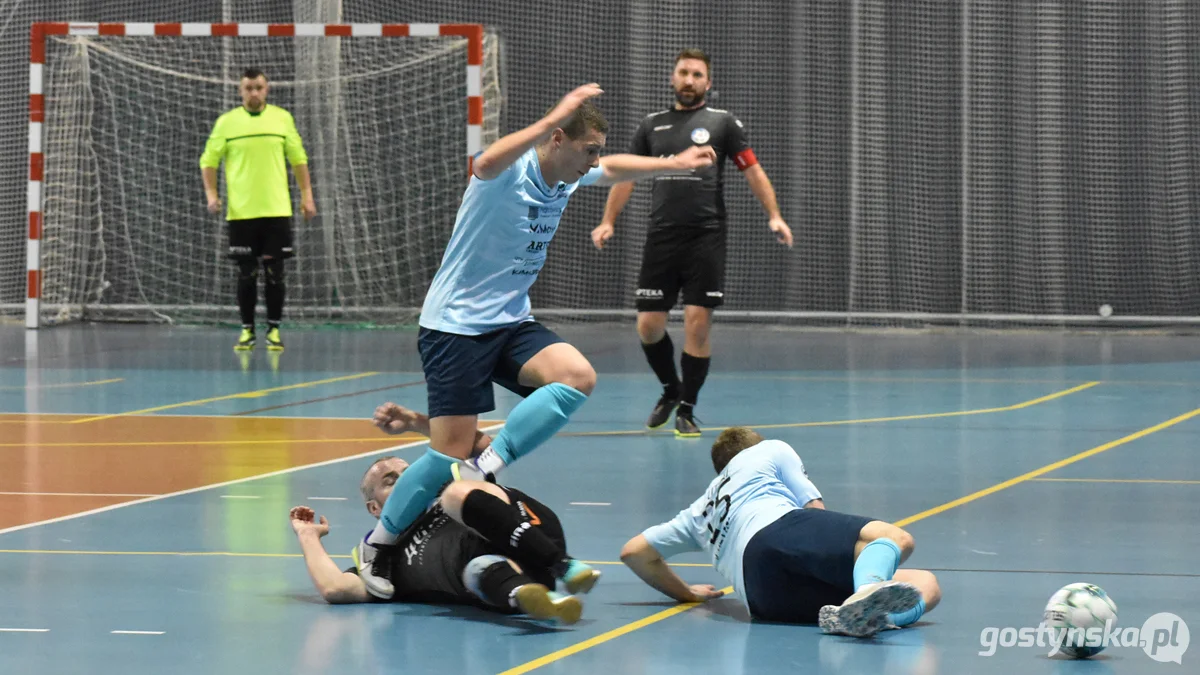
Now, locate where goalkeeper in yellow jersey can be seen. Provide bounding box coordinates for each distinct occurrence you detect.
[200,68,316,351]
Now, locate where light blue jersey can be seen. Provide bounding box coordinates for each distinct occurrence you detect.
[641,439,823,606]
[419,148,605,335]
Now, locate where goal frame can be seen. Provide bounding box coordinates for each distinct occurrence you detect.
[25,20,485,329]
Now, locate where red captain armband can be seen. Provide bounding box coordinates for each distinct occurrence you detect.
[733,148,758,170]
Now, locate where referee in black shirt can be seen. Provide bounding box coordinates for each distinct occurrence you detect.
[592,48,792,437]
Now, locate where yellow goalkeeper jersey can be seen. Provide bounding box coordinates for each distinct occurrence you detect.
[199,104,308,221]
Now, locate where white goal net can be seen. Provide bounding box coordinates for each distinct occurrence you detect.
[30,23,501,327]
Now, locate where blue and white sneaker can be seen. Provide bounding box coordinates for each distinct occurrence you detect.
[559,559,601,595]
[818,581,921,638]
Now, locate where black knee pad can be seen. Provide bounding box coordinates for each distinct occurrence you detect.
[237,258,259,281]
[262,258,285,286]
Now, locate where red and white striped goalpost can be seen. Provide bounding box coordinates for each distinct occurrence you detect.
[25,21,485,329]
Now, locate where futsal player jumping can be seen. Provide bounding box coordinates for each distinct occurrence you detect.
[355,84,717,599]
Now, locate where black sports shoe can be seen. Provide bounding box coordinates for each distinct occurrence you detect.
[674,409,702,438]
[646,392,681,429]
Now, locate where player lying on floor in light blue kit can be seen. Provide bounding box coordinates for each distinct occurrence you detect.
[621,426,941,637]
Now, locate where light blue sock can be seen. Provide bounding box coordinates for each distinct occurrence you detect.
[853,538,901,590]
[887,597,926,627]
[490,383,588,465]
[371,448,457,541]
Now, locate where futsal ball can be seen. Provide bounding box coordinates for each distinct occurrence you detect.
[1098,303,1113,318]
[1042,583,1118,658]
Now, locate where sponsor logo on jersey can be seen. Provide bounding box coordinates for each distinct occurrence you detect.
[653,124,673,132]
[403,513,449,566]
[528,205,564,219]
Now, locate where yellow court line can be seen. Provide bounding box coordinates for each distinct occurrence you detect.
[742,381,1098,432]
[68,372,381,424]
[1030,477,1200,485]
[892,406,1200,527]
[710,374,1089,384]
[564,381,1099,437]
[709,374,1200,388]
[501,402,1199,675]
[0,377,124,391]
[497,602,717,675]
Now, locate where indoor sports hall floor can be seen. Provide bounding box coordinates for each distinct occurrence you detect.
[1,322,1197,675]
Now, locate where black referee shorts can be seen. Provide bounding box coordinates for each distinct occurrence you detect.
[635,225,726,312]
[227,216,294,260]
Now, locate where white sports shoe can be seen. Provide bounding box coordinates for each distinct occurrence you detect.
[352,536,395,599]
[451,457,496,483]
[818,581,921,638]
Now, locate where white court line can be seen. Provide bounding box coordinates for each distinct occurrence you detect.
[0,628,49,632]
[219,495,260,500]
[570,502,611,506]
[111,630,164,635]
[0,424,506,537]
[0,491,159,498]
[307,497,348,501]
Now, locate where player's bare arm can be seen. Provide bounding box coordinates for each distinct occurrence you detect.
[591,145,717,250]
[593,145,716,187]
[591,182,635,249]
[372,402,492,455]
[473,83,605,181]
[293,164,316,219]
[619,534,725,603]
[742,164,792,247]
[290,506,371,604]
[202,167,221,213]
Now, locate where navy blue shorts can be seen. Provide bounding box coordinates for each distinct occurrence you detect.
[418,321,565,418]
[742,508,875,624]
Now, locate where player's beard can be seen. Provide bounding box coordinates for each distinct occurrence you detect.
[675,87,705,108]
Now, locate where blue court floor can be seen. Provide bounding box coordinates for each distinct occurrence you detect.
[1,323,1197,674]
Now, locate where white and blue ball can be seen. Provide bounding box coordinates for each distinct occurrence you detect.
[1043,582,1119,658]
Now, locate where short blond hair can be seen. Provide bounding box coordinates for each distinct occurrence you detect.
[710,427,764,473]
